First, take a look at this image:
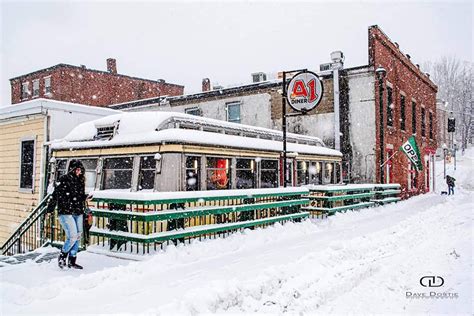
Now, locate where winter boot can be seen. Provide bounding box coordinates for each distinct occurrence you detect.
[58,252,68,269]
[68,256,83,269]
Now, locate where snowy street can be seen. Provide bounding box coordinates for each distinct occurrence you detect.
[1,153,472,315]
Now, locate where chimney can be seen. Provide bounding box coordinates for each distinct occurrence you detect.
[202,78,211,92]
[107,58,117,74]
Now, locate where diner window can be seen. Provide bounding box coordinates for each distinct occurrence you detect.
[206,157,231,190]
[32,79,40,97]
[429,112,433,139]
[185,156,201,191]
[308,161,322,184]
[421,108,426,137]
[79,159,98,192]
[296,161,309,185]
[236,158,256,189]
[21,82,29,99]
[102,157,133,190]
[138,156,155,190]
[56,159,68,179]
[323,162,334,184]
[44,77,51,94]
[260,159,278,188]
[400,95,406,130]
[226,102,241,123]
[412,101,417,134]
[335,163,341,183]
[20,139,35,190]
[387,86,393,127]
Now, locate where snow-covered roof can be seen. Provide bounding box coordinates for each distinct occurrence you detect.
[50,111,342,157]
[0,98,119,120]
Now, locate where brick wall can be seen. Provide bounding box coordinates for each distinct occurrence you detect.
[369,26,438,196]
[10,64,184,107]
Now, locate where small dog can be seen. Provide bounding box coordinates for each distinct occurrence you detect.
[441,191,448,195]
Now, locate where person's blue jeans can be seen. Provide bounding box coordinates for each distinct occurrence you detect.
[448,186,454,195]
[58,214,83,257]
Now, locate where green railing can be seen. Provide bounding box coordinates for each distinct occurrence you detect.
[88,188,310,254]
[1,194,51,256]
[302,184,401,217]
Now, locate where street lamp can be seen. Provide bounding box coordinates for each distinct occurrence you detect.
[376,66,386,184]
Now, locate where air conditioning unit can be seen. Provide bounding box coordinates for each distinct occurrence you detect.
[251,72,267,83]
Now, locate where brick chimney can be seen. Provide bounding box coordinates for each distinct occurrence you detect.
[107,58,117,74]
[202,78,210,92]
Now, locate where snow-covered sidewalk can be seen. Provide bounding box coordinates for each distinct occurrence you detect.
[1,152,472,315]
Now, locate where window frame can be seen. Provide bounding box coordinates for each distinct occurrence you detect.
[21,82,29,100]
[137,155,157,191]
[421,106,426,137]
[411,100,417,134]
[185,155,201,191]
[184,107,202,116]
[205,156,232,190]
[235,158,257,189]
[259,159,279,188]
[32,79,40,98]
[18,137,36,193]
[226,101,241,124]
[101,156,134,190]
[429,111,433,139]
[44,76,52,95]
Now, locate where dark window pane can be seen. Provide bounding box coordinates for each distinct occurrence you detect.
[387,87,393,127]
[140,156,155,169]
[139,170,155,190]
[421,108,426,137]
[102,157,133,190]
[236,159,252,169]
[429,112,433,139]
[20,140,34,189]
[297,161,308,185]
[236,170,256,189]
[400,95,406,130]
[186,156,200,191]
[412,101,417,134]
[227,102,240,123]
[104,157,133,169]
[261,160,278,169]
[260,171,278,188]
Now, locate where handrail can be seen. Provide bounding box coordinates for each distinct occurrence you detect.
[1,194,51,255]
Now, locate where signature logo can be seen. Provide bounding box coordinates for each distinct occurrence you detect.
[420,276,444,287]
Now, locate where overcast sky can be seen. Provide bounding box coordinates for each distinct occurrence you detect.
[1,1,472,105]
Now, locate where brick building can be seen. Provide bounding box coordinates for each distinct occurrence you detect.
[9,58,184,107]
[369,26,438,196]
[108,25,438,197]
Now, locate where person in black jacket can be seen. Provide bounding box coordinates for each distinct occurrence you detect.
[446,175,456,195]
[47,159,89,269]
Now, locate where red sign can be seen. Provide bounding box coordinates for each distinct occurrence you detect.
[286,71,323,112]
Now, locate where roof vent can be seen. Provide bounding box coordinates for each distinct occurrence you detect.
[251,72,267,83]
[94,121,119,140]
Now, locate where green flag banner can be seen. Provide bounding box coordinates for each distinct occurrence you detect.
[400,136,423,171]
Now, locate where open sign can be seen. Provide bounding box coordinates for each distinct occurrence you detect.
[286,71,323,112]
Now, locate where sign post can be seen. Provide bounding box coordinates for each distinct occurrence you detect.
[281,70,324,187]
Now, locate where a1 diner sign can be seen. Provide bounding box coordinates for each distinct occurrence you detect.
[286,71,323,112]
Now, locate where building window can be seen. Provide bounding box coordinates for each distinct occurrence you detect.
[185,156,201,191]
[236,158,256,189]
[44,77,51,94]
[309,161,322,184]
[400,95,406,131]
[386,86,393,127]
[138,156,155,190]
[78,159,98,192]
[32,79,40,97]
[20,139,35,190]
[429,112,433,139]
[260,160,278,188]
[206,157,231,190]
[421,108,426,137]
[185,107,202,116]
[21,82,29,100]
[226,102,241,123]
[296,161,309,185]
[102,157,133,190]
[412,101,417,134]
[323,162,334,184]
[56,159,68,179]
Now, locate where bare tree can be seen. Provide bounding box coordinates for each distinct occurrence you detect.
[423,57,473,151]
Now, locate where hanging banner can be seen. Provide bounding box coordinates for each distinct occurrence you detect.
[400,136,423,171]
[286,71,323,112]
